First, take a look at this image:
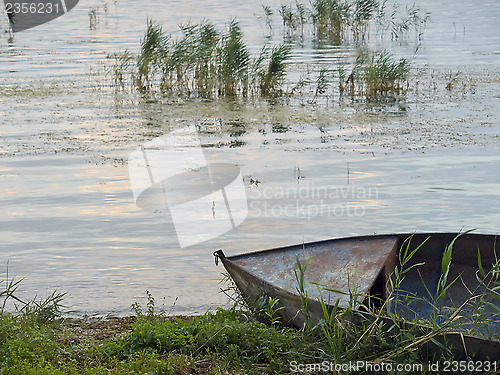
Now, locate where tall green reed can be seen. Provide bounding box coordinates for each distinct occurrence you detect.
[259,44,292,96]
[137,20,169,91]
[128,19,291,98]
[311,0,351,43]
[267,0,429,45]
[1,269,67,324]
[218,20,250,95]
[350,50,410,99]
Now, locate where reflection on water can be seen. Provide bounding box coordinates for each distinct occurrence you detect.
[1,146,500,315]
[0,0,499,315]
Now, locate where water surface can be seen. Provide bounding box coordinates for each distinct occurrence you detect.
[0,0,499,316]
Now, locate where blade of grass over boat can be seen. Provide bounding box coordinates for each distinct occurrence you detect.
[107,2,429,102]
[436,230,475,303]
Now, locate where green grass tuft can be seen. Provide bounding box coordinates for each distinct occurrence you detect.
[117,19,292,98]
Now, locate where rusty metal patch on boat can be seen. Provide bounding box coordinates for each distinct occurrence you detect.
[231,236,398,309]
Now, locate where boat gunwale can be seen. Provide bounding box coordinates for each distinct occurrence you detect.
[222,232,500,263]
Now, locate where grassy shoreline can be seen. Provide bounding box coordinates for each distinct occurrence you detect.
[1,292,499,374]
[3,233,500,373]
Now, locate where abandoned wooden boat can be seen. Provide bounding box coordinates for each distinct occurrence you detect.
[214,232,500,360]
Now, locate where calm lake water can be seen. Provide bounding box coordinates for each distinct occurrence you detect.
[0,0,499,316]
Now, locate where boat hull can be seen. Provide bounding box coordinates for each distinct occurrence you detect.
[215,232,500,360]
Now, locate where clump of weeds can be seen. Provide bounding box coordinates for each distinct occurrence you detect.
[112,19,292,99]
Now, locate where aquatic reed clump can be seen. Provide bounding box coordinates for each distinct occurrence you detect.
[108,15,421,101]
[377,2,430,42]
[350,50,410,99]
[88,7,99,30]
[309,0,379,43]
[128,19,291,97]
[259,44,292,96]
[193,23,219,92]
[262,5,274,33]
[136,20,170,91]
[279,2,307,37]
[351,0,379,40]
[108,50,134,87]
[266,0,428,44]
[279,4,298,36]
